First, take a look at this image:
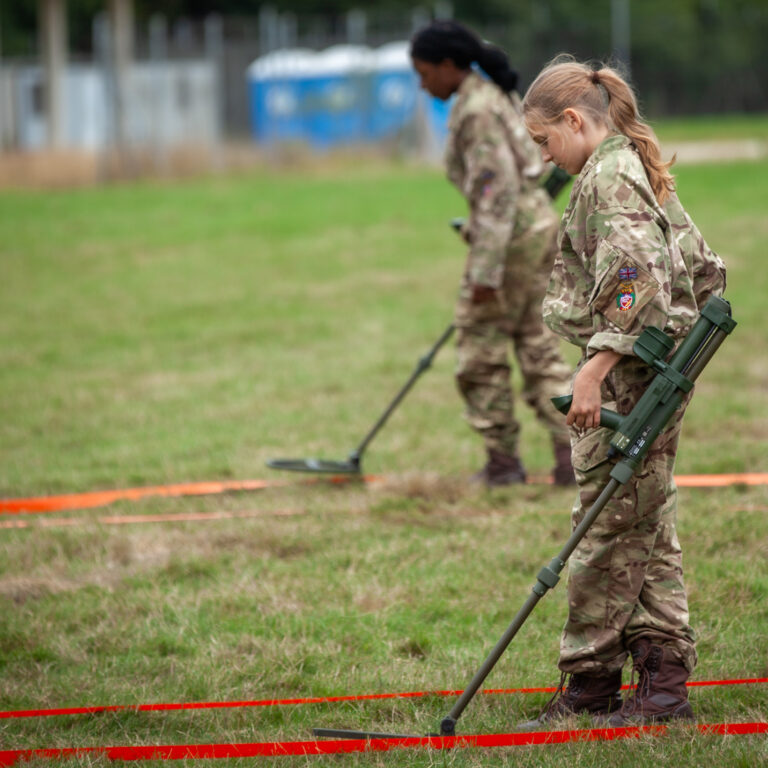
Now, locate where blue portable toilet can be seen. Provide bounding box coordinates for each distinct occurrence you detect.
[368,41,418,140]
[247,42,453,152]
[300,45,371,149]
[247,49,316,143]
[370,39,453,152]
[248,45,372,149]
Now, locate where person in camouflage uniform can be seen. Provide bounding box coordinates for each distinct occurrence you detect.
[520,58,726,727]
[410,21,574,487]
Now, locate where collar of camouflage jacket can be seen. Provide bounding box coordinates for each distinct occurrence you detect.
[456,69,484,101]
[577,133,631,181]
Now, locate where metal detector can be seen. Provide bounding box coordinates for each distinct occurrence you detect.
[266,323,455,475]
[314,295,736,738]
[268,172,570,477]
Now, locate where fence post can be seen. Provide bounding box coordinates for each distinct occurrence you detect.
[204,13,224,166]
[611,0,631,77]
[39,0,68,148]
[259,5,279,55]
[346,10,367,45]
[0,12,10,150]
[108,0,134,154]
[148,14,168,170]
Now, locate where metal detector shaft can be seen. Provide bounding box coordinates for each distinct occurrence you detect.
[439,476,621,736]
[348,324,455,464]
[313,728,419,740]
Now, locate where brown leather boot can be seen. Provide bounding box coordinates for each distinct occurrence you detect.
[517,670,623,730]
[552,442,576,486]
[471,449,526,487]
[606,638,694,725]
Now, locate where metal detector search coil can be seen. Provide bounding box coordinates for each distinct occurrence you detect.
[266,457,361,474]
[266,324,455,475]
[270,182,575,478]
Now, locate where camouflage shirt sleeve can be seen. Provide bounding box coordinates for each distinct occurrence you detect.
[585,202,672,357]
[545,136,726,358]
[664,192,727,308]
[458,110,521,288]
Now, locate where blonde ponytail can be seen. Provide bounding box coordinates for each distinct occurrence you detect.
[594,67,674,204]
[524,58,675,204]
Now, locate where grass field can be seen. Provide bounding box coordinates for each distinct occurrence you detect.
[0,149,766,766]
[651,112,768,143]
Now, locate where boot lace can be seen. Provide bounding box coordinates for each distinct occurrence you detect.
[620,644,656,717]
[541,671,582,718]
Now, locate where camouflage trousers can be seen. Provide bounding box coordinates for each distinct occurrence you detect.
[558,357,697,676]
[454,222,571,456]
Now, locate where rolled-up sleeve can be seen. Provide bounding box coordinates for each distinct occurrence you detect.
[459,112,520,288]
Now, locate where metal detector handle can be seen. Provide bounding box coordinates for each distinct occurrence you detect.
[550,394,624,432]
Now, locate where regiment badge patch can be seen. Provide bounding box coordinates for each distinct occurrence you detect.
[616,266,638,312]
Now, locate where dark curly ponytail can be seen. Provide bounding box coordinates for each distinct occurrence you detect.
[410,20,518,93]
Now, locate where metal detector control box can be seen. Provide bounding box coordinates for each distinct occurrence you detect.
[552,295,736,484]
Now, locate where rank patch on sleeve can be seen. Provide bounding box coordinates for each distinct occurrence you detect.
[616,266,638,311]
[593,248,661,332]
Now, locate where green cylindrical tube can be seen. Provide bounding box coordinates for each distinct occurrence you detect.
[609,296,736,482]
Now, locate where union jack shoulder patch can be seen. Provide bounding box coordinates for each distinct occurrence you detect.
[618,266,638,282]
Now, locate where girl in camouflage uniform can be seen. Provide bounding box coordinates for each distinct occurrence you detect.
[410,22,574,487]
[521,58,726,726]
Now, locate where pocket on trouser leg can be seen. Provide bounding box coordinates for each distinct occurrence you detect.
[570,426,615,532]
[570,424,641,540]
[571,426,614,476]
[455,324,511,379]
[454,282,505,326]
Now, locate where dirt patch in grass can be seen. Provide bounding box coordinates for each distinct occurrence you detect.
[373,471,468,505]
[0,575,81,604]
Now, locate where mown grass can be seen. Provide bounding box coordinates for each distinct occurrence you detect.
[0,155,766,766]
[651,112,768,142]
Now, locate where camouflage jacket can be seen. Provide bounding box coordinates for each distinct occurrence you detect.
[543,134,726,357]
[445,72,553,288]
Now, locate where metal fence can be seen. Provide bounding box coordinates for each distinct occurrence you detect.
[0,3,765,156]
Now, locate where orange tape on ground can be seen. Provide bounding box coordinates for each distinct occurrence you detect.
[0,475,364,516]
[2,473,766,516]
[0,722,765,765]
[674,472,768,487]
[0,480,277,514]
[0,509,305,530]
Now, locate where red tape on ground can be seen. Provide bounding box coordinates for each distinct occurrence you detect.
[2,473,766,515]
[2,678,765,719]
[0,722,765,765]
